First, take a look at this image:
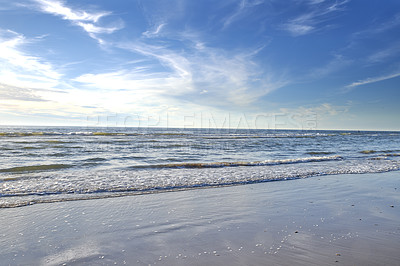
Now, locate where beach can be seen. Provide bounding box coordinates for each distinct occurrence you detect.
[1,0,400,265]
[1,171,399,265]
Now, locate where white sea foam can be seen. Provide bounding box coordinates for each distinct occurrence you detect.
[1,157,399,208]
[1,127,400,208]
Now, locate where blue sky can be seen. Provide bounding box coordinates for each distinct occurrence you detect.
[0,0,399,130]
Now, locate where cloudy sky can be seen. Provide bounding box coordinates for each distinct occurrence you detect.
[0,0,399,130]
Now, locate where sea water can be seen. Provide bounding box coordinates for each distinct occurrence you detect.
[1,126,399,207]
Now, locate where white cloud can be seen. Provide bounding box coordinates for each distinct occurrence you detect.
[34,0,108,22]
[0,29,61,89]
[308,0,326,4]
[117,42,194,89]
[345,72,400,90]
[277,102,352,130]
[367,43,400,64]
[68,35,288,123]
[142,23,166,38]
[76,22,120,34]
[0,83,47,102]
[74,70,184,96]
[352,12,400,39]
[116,38,287,107]
[0,28,108,120]
[284,24,314,36]
[32,0,123,43]
[222,0,265,29]
[282,0,348,36]
[71,55,194,115]
[280,103,349,117]
[0,83,101,120]
[307,54,352,79]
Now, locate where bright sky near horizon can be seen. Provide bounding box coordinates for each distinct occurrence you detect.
[0,0,399,130]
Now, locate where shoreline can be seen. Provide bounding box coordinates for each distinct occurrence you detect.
[1,171,399,265]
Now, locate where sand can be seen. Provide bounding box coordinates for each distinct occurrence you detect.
[0,171,399,265]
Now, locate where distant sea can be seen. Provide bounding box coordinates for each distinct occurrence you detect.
[1,126,399,208]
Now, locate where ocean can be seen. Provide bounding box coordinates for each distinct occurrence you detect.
[1,126,399,208]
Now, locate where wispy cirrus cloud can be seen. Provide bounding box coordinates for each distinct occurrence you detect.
[345,72,400,90]
[71,45,194,114]
[139,0,185,40]
[308,0,326,4]
[32,0,123,43]
[33,0,108,22]
[307,54,352,79]
[367,43,400,64]
[290,103,350,117]
[71,31,288,117]
[277,102,352,130]
[0,83,48,102]
[283,0,348,36]
[222,0,265,29]
[142,23,167,38]
[0,28,106,119]
[344,12,400,56]
[352,12,400,39]
[0,29,61,89]
[114,37,287,108]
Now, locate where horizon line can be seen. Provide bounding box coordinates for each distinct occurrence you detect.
[0,124,399,133]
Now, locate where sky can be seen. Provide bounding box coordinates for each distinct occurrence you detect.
[0,0,399,130]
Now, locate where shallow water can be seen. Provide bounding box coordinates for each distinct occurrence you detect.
[1,172,399,265]
[1,126,399,207]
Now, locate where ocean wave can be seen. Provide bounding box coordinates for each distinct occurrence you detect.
[1,127,399,208]
[360,150,400,155]
[0,164,73,173]
[306,151,335,155]
[129,155,343,169]
[201,134,332,139]
[1,158,399,208]
[384,153,400,157]
[360,150,377,154]
[0,132,47,137]
[22,146,43,150]
[82,157,108,162]
[0,130,387,140]
[0,131,191,137]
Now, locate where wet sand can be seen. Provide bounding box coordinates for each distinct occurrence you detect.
[1,171,399,265]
